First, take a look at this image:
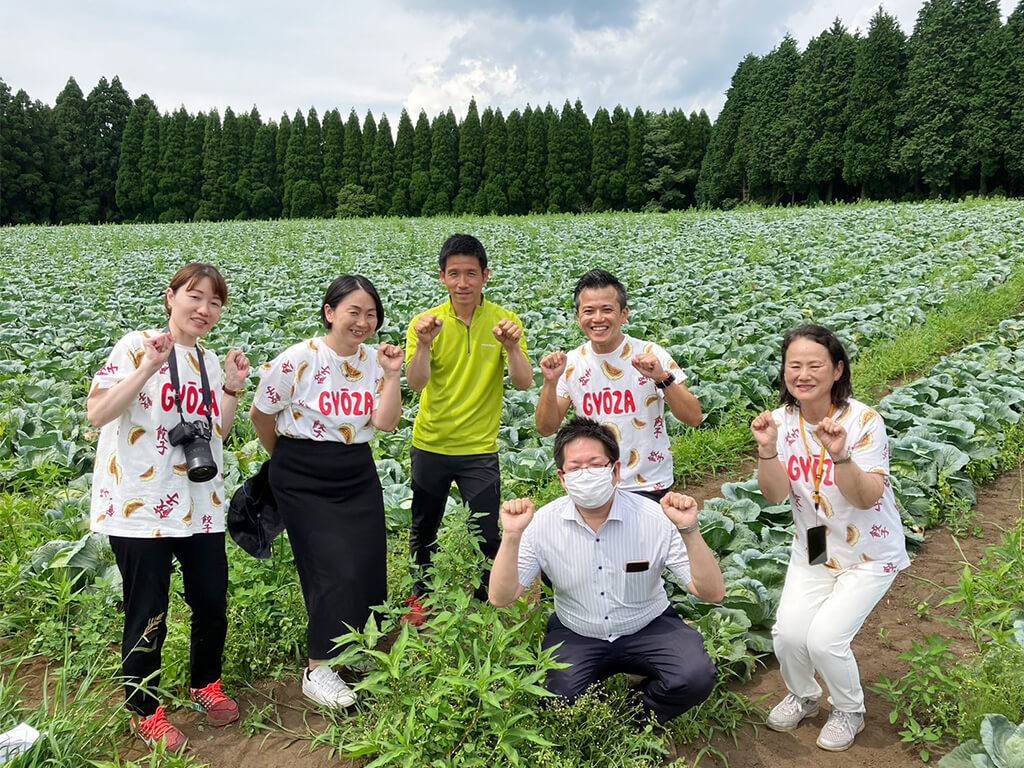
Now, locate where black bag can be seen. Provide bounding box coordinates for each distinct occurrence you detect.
[226,462,283,559]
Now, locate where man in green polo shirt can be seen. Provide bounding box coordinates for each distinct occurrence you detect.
[404,234,532,621]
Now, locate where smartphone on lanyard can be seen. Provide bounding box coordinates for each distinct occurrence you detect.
[807,524,827,565]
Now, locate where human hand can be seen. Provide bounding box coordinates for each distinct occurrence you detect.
[493,319,522,350]
[143,332,174,371]
[224,350,250,390]
[539,351,567,383]
[378,343,404,373]
[631,353,667,383]
[500,498,536,534]
[818,417,849,460]
[414,314,444,346]
[659,492,699,529]
[750,411,778,453]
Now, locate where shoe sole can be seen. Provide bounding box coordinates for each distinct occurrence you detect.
[766,705,819,732]
[302,684,357,709]
[816,719,865,751]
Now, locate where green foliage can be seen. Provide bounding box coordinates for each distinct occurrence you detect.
[335,183,376,219]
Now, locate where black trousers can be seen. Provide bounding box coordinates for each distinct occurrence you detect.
[409,447,500,597]
[270,437,387,660]
[632,488,670,503]
[109,533,228,717]
[542,607,717,723]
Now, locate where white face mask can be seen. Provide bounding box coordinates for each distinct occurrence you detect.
[562,466,617,509]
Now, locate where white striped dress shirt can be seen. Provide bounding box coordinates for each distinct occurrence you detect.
[517,491,693,641]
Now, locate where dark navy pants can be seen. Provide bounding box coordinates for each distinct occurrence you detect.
[542,607,717,723]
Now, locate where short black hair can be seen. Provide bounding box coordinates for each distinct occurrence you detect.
[779,325,853,409]
[439,234,488,271]
[573,269,628,311]
[321,274,384,331]
[553,417,620,470]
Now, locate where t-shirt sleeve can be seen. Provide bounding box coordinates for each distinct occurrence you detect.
[516,525,542,589]
[252,350,296,415]
[91,334,140,391]
[665,526,693,586]
[405,315,420,363]
[851,408,890,476]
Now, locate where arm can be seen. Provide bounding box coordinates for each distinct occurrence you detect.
[406,314,442,393]
[87,333,173,428]
[535,352,571,436]
[751,411,790,504]
[661,493,725,604]
[249,405,279,455]
[218,349,250,437]
[488,498,535,607]
[494,319,531,391]
[662,380,703,428]
[819,417,886,509]
[370,343,404,432]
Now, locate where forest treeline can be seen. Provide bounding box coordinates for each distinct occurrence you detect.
[2,0,1022,226]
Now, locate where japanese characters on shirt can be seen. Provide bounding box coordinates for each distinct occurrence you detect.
[252,338,384,445]
[773,397,910,575]
[557,335,687,492]
[89,331,226,539]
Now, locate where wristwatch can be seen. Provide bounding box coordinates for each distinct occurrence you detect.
[654,373,675,390]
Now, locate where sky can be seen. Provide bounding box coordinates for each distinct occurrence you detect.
[1,0,1018,124]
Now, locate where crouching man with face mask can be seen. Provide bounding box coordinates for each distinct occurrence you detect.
[488,417,726,723]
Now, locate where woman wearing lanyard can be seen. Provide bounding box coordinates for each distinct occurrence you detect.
[750,325,909,752]
[87,263,250,753]
[250,275,402,709]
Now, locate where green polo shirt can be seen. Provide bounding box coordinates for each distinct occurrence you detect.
[407,298,528,455]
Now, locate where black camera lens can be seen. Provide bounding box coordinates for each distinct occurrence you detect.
[168,420,218,483]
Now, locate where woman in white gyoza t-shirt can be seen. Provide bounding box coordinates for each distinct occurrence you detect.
[751,324,909,753]
[250,274,403,711]
[87,263,250,752]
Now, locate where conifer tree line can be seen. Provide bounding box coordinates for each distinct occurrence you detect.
[0,75,711,224]
[2,0,1022,226]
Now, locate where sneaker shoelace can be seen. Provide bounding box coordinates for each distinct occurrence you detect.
[139,707,176,741]
[192,679,229,708]
[316,669,353,696]
[825,710,856,736]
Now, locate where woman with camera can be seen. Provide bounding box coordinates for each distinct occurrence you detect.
[249,275,403,709]
[87,263,250,753]
[750,325,909,752]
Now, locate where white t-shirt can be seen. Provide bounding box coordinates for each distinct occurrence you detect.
[557,335,687,492]
[252,338,384,444]
[772,398,910,574]
[89,331,227,539]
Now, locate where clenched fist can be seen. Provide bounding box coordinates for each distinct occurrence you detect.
[377,342,404,373]
[493,319,522,349]
[414,314,444,346]
[659,492,699,530]
[540,351,567,382]
[500,497,536,535]
[631,352,668,383]
[750,411,779,454]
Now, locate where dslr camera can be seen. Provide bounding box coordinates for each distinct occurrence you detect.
[168,419,217,482]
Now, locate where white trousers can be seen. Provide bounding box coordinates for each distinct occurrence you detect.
[772,554,898,713]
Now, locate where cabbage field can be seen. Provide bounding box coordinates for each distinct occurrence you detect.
[1,199,1023,767]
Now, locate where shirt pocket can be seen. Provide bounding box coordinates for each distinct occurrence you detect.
[621,564,655,605]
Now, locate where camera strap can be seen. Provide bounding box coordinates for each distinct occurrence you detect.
[164,330,214,431]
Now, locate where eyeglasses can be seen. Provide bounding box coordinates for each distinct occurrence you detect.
[560,460,613,474]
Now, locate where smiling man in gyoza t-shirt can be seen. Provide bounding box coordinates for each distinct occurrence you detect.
[403,234,533,622]
[536,269,703,501]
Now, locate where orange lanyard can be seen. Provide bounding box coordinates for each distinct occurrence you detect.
[799,405,834,512]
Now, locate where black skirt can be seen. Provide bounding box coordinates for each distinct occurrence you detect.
[269,436,386,660]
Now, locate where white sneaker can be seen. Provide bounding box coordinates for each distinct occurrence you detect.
[303,666,356,709]
[816,709,864,751]
[766,693,819,731]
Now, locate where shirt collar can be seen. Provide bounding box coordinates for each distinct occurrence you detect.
[559,491,625,527]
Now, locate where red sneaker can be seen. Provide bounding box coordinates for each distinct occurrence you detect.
[189,679,239,726]
[132,706,188,752]
[401,595,428,627]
